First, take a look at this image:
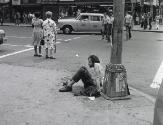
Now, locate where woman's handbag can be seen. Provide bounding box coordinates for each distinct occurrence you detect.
[40,39,45,45]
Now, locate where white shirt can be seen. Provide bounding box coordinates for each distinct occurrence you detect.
[89,63,104,90]
[125,14,132,24]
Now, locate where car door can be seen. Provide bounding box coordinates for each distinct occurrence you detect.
[90,15,102,32]
[77,15,91,31]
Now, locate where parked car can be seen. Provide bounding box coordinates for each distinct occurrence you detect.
[153,81,163,125]
[0,29,7,44]
[57,13,104,34]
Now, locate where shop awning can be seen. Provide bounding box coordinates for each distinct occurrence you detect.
[42,0,132,4]
[0,0,10,7]
[0,0,9,3]
[42,0,58,4]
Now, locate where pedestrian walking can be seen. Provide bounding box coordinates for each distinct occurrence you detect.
[141,13,145,28]
[0,11,3,26]
[42,11,57,59]
[101,12,108,40]
[59,55,104,97]
[144,13,148,30]
[15,12,21,26]
[106,11,114,43]
[124,11,133,40]
[23,13,28,24]
[32,12,43,57]
[155,14,160,30]
[148,12,152,30]
[0,16,3,26]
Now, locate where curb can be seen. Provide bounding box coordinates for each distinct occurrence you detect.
[0,24,32,27]
[133,29,163,33]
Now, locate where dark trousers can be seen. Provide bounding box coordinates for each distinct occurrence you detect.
[102,24,107,39]
[72,66,95,89]
[106,24,112,42]
[149,21,152,30]
[126,25,131,39]
[144,20,148,29]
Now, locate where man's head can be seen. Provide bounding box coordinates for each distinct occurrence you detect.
[104,12,107,16]
[88,55,100,68]
[126,11,131,15]
[34,12,40,18]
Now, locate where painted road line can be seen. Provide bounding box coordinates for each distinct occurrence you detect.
[130,86,155,103]
[4,41,61,48]
[64,39,72,42]
[72,37,81,39]
[56,41,61,44]
[64,37,81,42]
[3,44,24,47]
[57,39,62,41]
[24,45,33,48]
[7,36,32,39]
[6,36,63,40]
[0,39,66,59]
[0,48,34,59]
[150,61,163,88]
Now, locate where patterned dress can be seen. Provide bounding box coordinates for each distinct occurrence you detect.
[32,18,43,46]
[42,18,57,50]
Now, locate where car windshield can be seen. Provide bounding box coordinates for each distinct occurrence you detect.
[76,14,81,20]
[76,15,89,21]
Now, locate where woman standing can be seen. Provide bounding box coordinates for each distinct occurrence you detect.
[42,11,57,59]
[32,12,43,57]
[155,14,160,30]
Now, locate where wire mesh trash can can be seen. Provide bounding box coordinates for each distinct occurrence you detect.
[103,63,130,99]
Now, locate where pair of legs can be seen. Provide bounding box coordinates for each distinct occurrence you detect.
[156,21,159,29]
[106,24,113,43]
[45,47,56,59]
[144,21,148,29]
[149,22,152,30]
[126,25,131,40]
[34,45,42,57]
[59,66,96,92]
[102,24,107,39]
[44,36,56,59]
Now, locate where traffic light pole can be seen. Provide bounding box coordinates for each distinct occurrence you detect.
[102,0,130,100]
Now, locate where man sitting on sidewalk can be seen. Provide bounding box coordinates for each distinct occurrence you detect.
[59,55,104,97]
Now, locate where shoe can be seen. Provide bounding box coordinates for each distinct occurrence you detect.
[50,57,56,59]
[59,86,72,92]
[38,54,42,57]
[45,55,49,59]
[34,54,38,57]
[63,81,68,86]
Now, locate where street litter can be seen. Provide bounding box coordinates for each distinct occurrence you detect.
[76,54,79,57]
[88,96,95,101]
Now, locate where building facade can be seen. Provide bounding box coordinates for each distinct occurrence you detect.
[0,0,160,23]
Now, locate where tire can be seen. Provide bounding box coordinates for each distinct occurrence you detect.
[62,26,72,34]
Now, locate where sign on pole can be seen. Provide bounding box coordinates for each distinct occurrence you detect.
[12,0,21,5]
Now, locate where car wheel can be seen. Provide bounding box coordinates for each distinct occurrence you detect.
[63,26,72,34]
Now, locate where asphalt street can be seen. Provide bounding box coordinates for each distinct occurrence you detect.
[0,25,161,125]
[0,26,162,98]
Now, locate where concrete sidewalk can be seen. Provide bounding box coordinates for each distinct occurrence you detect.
[133,23,163,32]
[0,63,154,125]
[1,22,163,32]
